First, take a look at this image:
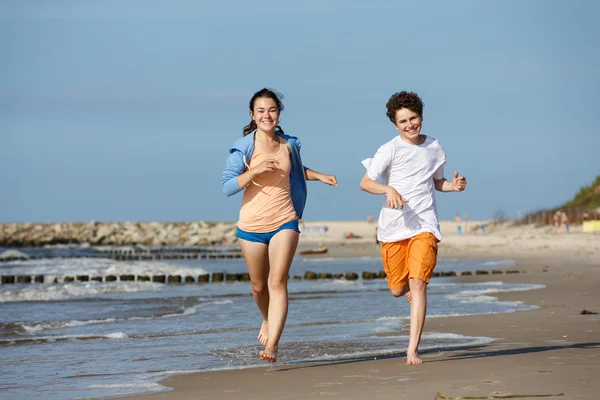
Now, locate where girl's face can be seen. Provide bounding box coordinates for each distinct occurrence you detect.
[251,97,280,133]
[394,108,422,143]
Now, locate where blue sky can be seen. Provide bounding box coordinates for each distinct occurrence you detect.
[1,0,599,223]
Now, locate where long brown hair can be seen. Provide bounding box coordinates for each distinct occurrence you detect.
[242,88,285,136]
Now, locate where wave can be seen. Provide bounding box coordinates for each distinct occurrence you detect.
[1,299,234,336]
[287,334,496,364]
[446,284,545,304]
[480,259,516,267]
[0,331,129,345]
[0,257,209,278]
[0,281,163,303]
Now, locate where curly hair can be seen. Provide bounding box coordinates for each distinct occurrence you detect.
[385,91,424,123]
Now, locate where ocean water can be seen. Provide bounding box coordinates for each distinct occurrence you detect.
[0,247,543,400]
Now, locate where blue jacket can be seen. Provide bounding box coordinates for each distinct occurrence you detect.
[222,131,308,218]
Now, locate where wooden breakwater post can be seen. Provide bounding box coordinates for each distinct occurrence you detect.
[0,269,524,285]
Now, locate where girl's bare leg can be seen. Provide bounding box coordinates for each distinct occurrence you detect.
[259,229,299,362]
[238,239,270,345]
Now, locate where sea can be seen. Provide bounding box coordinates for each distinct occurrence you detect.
[0,245,544,400]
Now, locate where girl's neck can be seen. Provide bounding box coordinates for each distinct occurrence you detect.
[256,128,278,142]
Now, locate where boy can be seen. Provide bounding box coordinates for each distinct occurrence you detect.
[359,91,467,365]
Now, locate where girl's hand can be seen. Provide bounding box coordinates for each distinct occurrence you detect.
[319,174,338,187]
[252,159,279,176]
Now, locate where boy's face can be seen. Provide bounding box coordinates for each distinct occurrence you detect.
[394,108,422,142]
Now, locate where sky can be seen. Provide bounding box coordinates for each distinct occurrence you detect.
[1,0,599,223]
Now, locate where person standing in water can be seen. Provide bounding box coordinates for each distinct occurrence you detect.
[222,88,337,363]
[359,91,467,365]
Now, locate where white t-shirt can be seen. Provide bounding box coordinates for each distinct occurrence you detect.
[362,135,446,242]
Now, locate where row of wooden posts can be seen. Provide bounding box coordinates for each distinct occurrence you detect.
[112,253,243,261]
[0,269,520,285]
[103,247,242,254]
[0,253,244,263]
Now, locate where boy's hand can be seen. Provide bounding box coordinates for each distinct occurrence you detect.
[386,187,409,209]
[452,171,467,192]
[319,174,338,187]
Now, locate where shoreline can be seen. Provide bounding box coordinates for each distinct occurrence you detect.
[114,233,600,400]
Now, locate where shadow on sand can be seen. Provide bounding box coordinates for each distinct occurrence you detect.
[275,341,600,372]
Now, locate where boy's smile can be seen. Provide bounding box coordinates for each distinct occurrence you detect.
[394,108,423,145]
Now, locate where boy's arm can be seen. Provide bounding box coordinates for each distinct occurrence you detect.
[359,173,408,209]
[434,171,467,192]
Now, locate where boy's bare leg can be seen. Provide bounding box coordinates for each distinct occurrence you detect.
[238,239,270,346]
[407,277,427,364]
[258,229,299,363]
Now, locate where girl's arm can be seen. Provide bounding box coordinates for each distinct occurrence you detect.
[222,150,282,196]
[222,151,246,196]
[305,167,337,186]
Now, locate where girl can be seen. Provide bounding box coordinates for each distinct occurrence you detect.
[222,88,337,362]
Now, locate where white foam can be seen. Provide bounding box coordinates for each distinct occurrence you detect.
[292,334,495,363]
[447,284,544,304]
[0,249,29,260]
[481,259,516,267]
[302,257,335,262]
[86,381,163,391]
[0,332,129,344]
[16,299,235,334]
[105,332,128,339]
[150,299,234,319]
[0,257,209,278]
[42,243,90,249]
[21,318,118,333]
[0,281,163,303]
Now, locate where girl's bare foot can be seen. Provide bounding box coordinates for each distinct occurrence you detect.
[405,291,413,304]
[257,321,268,345]
[259,346,277,363]
[406,349,422,365]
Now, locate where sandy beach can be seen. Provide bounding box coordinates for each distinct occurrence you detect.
[116,221,600,400]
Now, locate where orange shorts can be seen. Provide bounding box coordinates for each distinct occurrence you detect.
[380,232,439,290]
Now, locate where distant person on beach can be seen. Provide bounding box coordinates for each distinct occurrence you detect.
[359,91,467,365]
[561,211,570,233]
[455,213,462,235]
[221,88,337,363]
[553,211,561,233]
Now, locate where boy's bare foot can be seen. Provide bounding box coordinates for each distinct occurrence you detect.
[406,349,422,365]
[396,285,412,304]
[259,347,277,363]
[257,321,268,345]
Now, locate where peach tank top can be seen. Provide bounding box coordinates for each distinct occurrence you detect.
[238,139,298,232]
